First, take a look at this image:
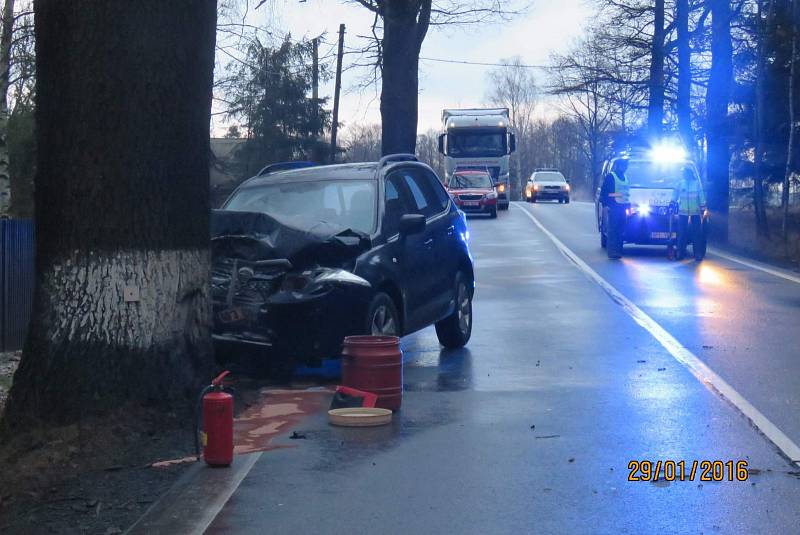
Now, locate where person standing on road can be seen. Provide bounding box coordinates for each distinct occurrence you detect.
[599,158,630,259]
[676,166,707,261]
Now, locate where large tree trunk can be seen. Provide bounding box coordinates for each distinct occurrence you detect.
[647,0,666,136]
[380,1,430,155]
[0,0,14,216]
[3,0,217,428]
[784,0,799,239]
[676,0,692,150]
[705,0,733,241]
[753,0,771,237]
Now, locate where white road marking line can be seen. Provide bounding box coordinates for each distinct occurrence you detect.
[513,203,800,466]
[195,452,262,534]
[709,248,800,285]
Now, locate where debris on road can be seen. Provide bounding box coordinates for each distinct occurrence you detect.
[289,431,307,440]
[535,435,560,440]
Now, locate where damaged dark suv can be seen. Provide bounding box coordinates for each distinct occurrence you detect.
[211,154,475,371]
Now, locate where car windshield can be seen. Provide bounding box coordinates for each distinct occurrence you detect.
[625,160,697,189]
[225,179,377,234]
[450,173,493,189]
[448,128,507,158]
[534,172,565,182]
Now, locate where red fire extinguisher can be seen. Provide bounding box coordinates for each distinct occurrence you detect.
[195,371,234,467]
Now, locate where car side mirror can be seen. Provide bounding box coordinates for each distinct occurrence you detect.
[438,133,446,155]
[509,133,516,154]
[399,214,426,236]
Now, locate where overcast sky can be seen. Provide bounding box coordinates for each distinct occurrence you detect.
[214,0,593,136]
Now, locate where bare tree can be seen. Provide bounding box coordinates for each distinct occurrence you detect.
[705,0,733,240]
[0,0,33,216]
[648,0,666,134]
[342,122,382,162]
[485,56,538,196]
[346,1,519,155]
[676,0,692,147]
[783,0,799,239]
[549,36,619,191]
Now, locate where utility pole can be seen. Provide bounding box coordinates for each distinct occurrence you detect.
[330,23,345,163]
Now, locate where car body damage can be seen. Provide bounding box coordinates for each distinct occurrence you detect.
[211,209,372,366]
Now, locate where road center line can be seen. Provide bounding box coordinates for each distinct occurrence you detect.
[513,203,800,466]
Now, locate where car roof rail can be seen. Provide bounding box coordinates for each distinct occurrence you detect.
[378,154,418,167]
[257,161,317,177]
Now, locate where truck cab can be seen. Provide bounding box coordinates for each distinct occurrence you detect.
[438,108,517,210]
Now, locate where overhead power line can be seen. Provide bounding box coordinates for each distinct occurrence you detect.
[419,56,547,69]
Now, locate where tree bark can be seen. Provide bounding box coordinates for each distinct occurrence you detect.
[784,0,799,239]
[647,0,666,136]
[753,0,771,237]
[380,0,430,155]
[705,0,733,241]
[3,0,217,428]
[676,0,692,150]
[0,0,14,216]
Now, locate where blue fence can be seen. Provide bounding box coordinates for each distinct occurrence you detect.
[0,219,34,352]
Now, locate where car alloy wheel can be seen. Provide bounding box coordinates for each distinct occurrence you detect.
[456,281,471,336]
[370,304,398,336]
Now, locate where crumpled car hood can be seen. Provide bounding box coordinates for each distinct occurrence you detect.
[211,209,370,267]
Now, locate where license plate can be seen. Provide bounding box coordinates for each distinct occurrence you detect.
[462,201,480,206]
[650,232,676,239]
[219,307,246,323]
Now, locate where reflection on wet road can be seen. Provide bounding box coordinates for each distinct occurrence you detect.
[208,202,800,535]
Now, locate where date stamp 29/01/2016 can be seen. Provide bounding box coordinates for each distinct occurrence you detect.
[628,460,750,482]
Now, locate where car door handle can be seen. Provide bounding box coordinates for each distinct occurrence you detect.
[424,238,434,247]
[446,225,455,236]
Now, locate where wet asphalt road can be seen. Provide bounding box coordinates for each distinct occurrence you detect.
[206,202,800,535]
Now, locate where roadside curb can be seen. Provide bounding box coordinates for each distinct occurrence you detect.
[124,452,262,535]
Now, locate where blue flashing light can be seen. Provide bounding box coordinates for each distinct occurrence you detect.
[649,144,687,163]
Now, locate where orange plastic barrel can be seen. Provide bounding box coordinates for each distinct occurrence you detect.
[341,335,403,411]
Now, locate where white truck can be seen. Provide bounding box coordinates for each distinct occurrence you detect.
[438,108,517,210]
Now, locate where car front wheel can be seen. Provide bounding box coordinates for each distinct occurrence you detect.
[435,273,473,348]
[365,292,400,336]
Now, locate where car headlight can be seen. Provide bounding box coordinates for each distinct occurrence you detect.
[315,269,370,287]
[533,184,539,191]
[281,268,370,291]
[565,184,571,192]
[486,191,497,200]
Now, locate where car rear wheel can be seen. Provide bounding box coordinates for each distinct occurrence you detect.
[365,293,400,337]
[435,272,472,349]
